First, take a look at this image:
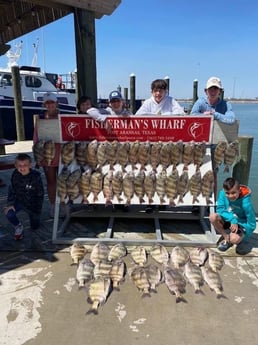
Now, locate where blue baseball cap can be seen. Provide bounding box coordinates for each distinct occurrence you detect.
[109,90,122,101]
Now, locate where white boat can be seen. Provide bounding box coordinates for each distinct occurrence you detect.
[0,41,76,140]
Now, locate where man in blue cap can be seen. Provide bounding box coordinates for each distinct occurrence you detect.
[105,90,132,116]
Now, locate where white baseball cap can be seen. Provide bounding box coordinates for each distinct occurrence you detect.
[43,92,57,103]
[206,77,223,89]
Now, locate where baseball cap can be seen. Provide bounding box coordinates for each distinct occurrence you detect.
[109,90,122,101]
[43,92,57,103]
[206,77,223,89]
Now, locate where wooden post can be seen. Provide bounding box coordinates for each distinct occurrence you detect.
[124,87,128,109]
[11,66,25,141]
[193,79,198,103]
[130,74,136,114]
[164,76,170,94]
[233,136,253,185]
[117,84,122,93]
[74,8,97,105]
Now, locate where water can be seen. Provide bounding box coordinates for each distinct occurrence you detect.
[182,102,258,212]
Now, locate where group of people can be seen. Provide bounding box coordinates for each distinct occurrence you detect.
[2,76,256,255]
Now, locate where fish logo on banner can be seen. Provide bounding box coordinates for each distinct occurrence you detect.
[65,121,81,138]
[188,122,204,139]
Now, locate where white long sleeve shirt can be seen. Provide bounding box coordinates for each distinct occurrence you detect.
[135,95,185,115]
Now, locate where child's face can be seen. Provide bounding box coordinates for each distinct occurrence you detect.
[224,184,240,201]
[44,100,58,117]
[152,88,166,103]
[110,98,123,113]
[80,100,92,113]
[15,159,31,176]
[205,86,220,103]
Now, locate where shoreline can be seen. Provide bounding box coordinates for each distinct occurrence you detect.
[178,99,258,104]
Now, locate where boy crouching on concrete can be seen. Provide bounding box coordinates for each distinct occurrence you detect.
[209,177,256,254]
[3,153,44,240]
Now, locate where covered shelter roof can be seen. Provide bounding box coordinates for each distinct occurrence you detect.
[0,0,121,55]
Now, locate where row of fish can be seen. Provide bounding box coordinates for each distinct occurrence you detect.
[70,242,225,313]
[213,140,239,173]
[57,167,215,206]
[33,139,210,172]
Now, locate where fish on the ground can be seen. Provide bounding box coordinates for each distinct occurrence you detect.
[122,171,135,205]
[43,140,56,166]
[189,170,202,204]
[70,243,87,265]
[57,169,69,203]
[213,141,227,171]
[207,249,224,272]
[201,170,215,205]
[170,246,189,269]
[201,266,225,299]
[86,139,98,169]
[144,171,156,204]
[224,140,239,173]
[138,141,150,170]
[166,166,179,207]
[76,257,95,288]
[131,246,147,266]
[90,171,103,202]
[149,243,169,265]
[150,142,162,172]
[177,170,189,203]
[61,141,75,168]
[75,141,88,168]
[110,259,126,291]
[116,142,129,172]
[108,243,127,262]
[128,140,140,170]
[93,259,113,279]
[184,261,204,294]
[112,171,124,203]
[189,247,208,266]
[129,265,151,298]
[32,139,45,168]
[145,264,162,293]
[79,170,91,204]
[103,171,113,206]
[164,265,187,303]
[193,141,206,171]
[160,142,172,171]
[86,277,111,314]
[156,170,167,204]
[90,242,110,265]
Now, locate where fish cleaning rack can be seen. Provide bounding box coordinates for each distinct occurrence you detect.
[37,115,239,246]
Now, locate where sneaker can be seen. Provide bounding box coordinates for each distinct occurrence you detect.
[217,240,233,252]
[14,224,24,240]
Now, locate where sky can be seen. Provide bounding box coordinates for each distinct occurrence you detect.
[0,0,258,100]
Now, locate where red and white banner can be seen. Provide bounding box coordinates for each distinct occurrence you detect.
[59,115,213,143]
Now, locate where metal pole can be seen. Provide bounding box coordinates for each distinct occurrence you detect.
[12,66,25,141]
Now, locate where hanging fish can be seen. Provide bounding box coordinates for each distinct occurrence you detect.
[116,142,129,172]
[75,141,88,168]
[86,139,98,169]
[61,141,75,168]
[224,140,239,173]
[156,170,167,204]
[128,141,140,170]
[170,140,183,168]
[193,141,206,171]
[134,170,146,204]
[189,170,202,204]
[177,169,189,204]
[138,141,150,171]
[149,142,162,172]
[43,140,56,166]
[32,139,45,168]
[122,171,135,205]
[144,171,156,204]
[57,169,69,203]
[106,140,118,171]
[201,170,215,205]
[160,142,172,171]
[213,141,227,172]
[112,171,124,203]
[79,170,91,204]
[166,166,179,207]
[90,171,103,202]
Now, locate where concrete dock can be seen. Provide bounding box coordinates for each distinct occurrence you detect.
[0,141,258,345]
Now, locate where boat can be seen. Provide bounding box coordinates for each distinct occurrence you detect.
[0,41,76,140]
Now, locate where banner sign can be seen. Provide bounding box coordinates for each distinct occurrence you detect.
[59,115,213,143]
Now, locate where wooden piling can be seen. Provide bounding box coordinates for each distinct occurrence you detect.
[123,87,128,108]
[130,74,136,114]
[193,79,198,103]
[164,76,170,94]
[233,136,253,185]
[11,66,25,141]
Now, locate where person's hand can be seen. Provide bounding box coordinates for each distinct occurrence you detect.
[3,205,15,215]
[203,111,213,115]
[105,119,113,134]
[230,223,238,233]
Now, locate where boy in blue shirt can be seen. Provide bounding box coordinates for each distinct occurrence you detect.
[209,177,256,254]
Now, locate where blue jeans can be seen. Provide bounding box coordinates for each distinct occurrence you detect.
[5,202,40,230]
